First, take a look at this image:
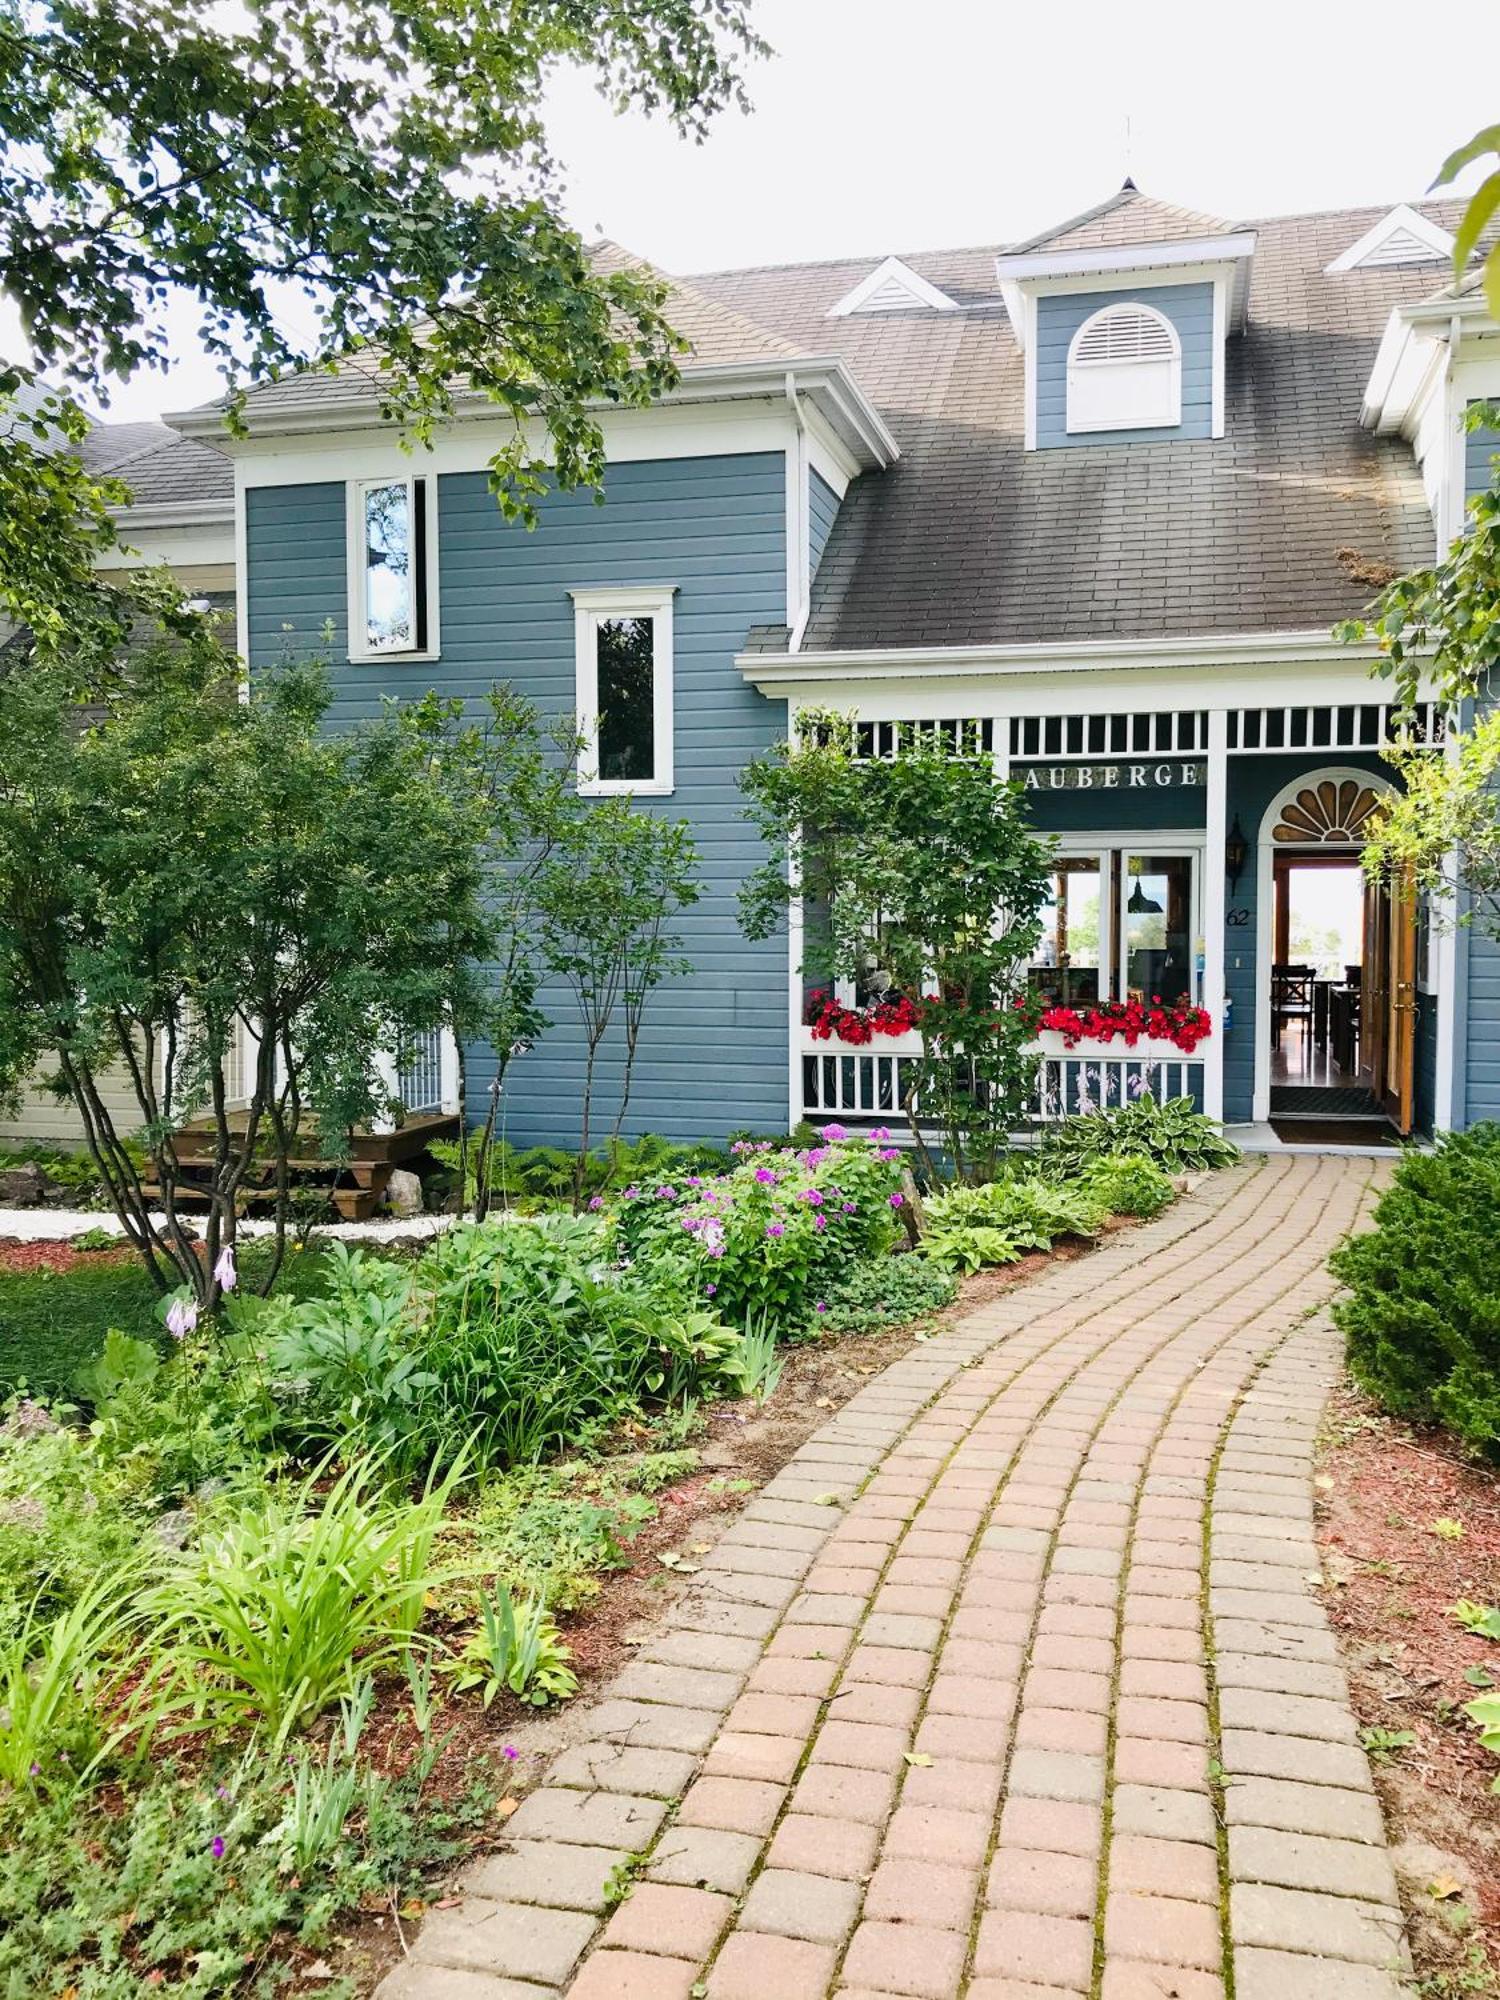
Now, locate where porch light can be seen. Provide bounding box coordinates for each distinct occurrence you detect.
[1225,815,1248,889]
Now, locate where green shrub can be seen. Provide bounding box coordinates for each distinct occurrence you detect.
[612,1131,903,1328]
[430,1130,728,1210]
[0,1574,142,1796]
[815,1253,957,1334]
[1330,1126,1500,1450]
[444,1583,578,1707]
[1077,1153,1178,1220]
[920,1176,1105,1274]
[240,1222,744,1474]
[1039,1095,1238,1176]
[142,1455,449,1750]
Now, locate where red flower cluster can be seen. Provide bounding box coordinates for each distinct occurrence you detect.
[1038,996,1214,1054]
[805,989,921,1044]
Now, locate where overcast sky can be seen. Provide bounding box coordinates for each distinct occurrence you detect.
[81,0,1497,421]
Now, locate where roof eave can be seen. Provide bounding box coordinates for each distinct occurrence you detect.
[166,356,900,470]
[108,497,235,529]
[992,231,1258,282]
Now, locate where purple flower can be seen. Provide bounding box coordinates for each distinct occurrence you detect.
[842,1201,856,1213]
[622,1184,640,1201]
[705,1282,718,1296]
[801,1145,830,1168]
[820,1122,848,1143]
[28,1762,39,1777]
[502,1745,519,1762]
[815,1300,828,1313]
[766,1223,785,1239]
[210,1836,225,1860]
[213,1245,237,1292]
[889,1191,904,1208]
[656,1184,677,1200]
[754,1166,778,1185]
[588,1194,604,1211]
[686,1175,703,1188]
[871,1126,890,1140]
[879,1147,901,1163]
[165,1294,198,1341]
[813,1213,827,1231]
[800,1187,824,1206]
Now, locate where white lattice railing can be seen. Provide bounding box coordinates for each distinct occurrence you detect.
[397,1026,445,1115]
[799,1029,1206,1126]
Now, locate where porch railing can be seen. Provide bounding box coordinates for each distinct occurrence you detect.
[398,1026,445,1115]
[799,1030,1206,1127]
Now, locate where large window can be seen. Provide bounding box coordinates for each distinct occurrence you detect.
[572,586,676,796]
[1031,844,1200,1007]
[347,476,438,659]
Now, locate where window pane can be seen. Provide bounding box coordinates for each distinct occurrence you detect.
[596,616,655,783]
[1031,856,1106,1007]
[1124,855,1193,1004]
[364,482,413,650]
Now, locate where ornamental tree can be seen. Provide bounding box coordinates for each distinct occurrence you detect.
[739,713,1054,1184]
[1336,404,1500,935]
[0,0,762,672]
[0,639,497,1305]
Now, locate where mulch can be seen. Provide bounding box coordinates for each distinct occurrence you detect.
[1317,1383,1500,1989]
[0,1236,134,1275]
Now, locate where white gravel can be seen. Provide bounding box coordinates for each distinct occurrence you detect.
[0,1206,458,1244]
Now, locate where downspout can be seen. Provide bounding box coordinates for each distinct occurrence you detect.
[785,371,811,653]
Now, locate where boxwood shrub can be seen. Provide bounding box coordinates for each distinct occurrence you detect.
[1329,1125,1500,1451]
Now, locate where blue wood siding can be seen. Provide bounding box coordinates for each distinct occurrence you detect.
[808,469,840,584]
[245,453,790,1147]
[1035,283,1214,449]
[1463,904,1500,1129]
[1415,989,1438,1134]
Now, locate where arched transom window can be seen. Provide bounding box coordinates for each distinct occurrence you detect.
[1066,302,1182,436]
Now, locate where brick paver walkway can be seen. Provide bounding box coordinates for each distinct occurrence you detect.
[382,1155,1412,2000]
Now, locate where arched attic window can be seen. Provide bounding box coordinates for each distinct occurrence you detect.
[1065,301,1182,435]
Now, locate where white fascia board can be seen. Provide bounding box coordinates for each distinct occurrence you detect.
[168,357,898,473]
[107,497,234,529]
[1326,204,1456,275]
[994,232,1257,284]
[1361,309,1446,436]
[827,256,959,318]
[736,627,1411,696]
[999,277,1027,349]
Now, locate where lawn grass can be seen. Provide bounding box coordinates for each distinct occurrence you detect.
[0,1239,351,1395]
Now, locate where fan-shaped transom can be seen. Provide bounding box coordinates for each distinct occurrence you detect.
[1271,779,1381,844]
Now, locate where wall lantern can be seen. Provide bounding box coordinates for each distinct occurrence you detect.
[1225,816,1248,891]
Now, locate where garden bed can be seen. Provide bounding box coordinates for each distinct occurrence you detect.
[1317,1383,1500,1996]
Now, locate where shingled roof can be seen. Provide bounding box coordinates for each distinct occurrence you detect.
[690,194,1466,650]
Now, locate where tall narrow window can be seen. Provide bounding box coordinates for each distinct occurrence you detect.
[348,476,436,658]
[572,587,676,796]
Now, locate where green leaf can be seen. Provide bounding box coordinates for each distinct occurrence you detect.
[1453,167,1500,277]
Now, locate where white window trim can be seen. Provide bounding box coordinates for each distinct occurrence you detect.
[1036,836,1205,1004]
[1065,303,1183,436]
[571,585,677,798]
[346,474,441,663]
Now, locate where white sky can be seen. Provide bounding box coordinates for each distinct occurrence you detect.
[61,0,1499,421]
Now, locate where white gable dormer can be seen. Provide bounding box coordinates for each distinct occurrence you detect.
[1326,204,1455,274]
[827,256,958,318]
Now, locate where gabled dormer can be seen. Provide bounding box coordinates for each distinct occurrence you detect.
[994,183,1256,450]
[826,256,959,318]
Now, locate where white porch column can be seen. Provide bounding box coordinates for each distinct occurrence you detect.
[371,1047,399,1136]
[439,1025,462,1117]
[1433,722,1462,1131]
[786,705,805,1131]
[1202,709,1229,1122]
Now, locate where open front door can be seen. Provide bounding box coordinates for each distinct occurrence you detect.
[1359,866,1418,1134]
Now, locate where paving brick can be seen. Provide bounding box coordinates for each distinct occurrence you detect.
[612,1662,744,1711]
[826,1678,923,1729]
[1227,1825,1399,1903]
[461,1840,627,1911]
[1111,1784,1218,1846]
[377,1966,559,2000]
[549,1743,697,1798]
[842,1920,971,1998]
[567,1951,701,2000]
[840,1644,932,1688]
[706,1932,838,1999]
[973,1908,1094,1989]
[809,1718,910,1770]
[901,1755,1004,1815]
[702,1730,804,1784]
[765,1812,880,1882]
[986,1846,1096,1918]
[792,1759,899,1823]
[1099,1968,1225,2000]
[1007,1746,1106,1803]
[646,1827,762,1895]
[865,1854,980,1927]
[884,1803,993,1869]
[1106,1889,1222,1968]
[997,1796,1102,1856]
[502,1789,669,1851]
[413,1900,594,1985]
[676,1776,786,1836]
[1219,1730,1374,1791]
[599,1882,734,1961]
[1230,1882,1405,1966]
[1234,1947,1408,1999]
[1109,1834,1220,1903]
[739,1866,862,1944]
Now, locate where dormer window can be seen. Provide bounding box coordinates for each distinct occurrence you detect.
[1066,303,1182,434]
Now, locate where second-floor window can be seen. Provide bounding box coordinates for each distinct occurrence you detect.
[1066,302,1182,435]
[349,476,438,659]
[571,586,676,796]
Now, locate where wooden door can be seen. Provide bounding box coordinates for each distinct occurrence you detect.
[1358,868,1417,1132]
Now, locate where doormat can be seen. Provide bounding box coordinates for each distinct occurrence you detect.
[1269,1118,1400,1148]
[1269,1086,1379,1115]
